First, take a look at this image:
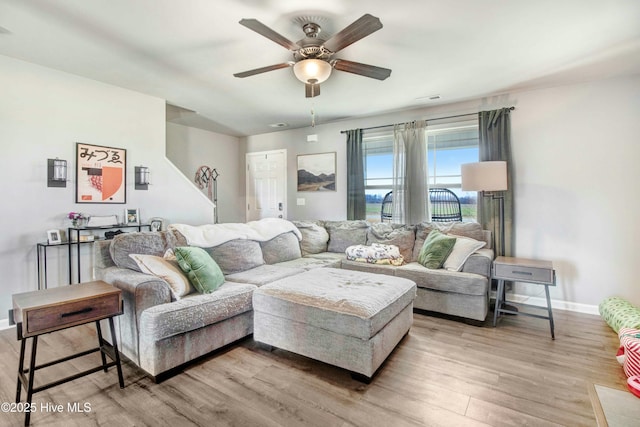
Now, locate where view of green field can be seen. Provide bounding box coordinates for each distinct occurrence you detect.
[365,202,477,223]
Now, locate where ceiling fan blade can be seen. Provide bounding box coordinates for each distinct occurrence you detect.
[239,19,300,51]
[234,62,294,78]
[323,14,383,53]
[332,59,392,80]
[305,82,321,98]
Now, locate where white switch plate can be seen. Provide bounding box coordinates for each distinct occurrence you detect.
[296,198,306,206]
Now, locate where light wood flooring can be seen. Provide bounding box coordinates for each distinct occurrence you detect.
[0,309,627,427]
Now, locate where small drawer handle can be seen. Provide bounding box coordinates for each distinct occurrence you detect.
[512,270,533,276]
[61,307,93,318]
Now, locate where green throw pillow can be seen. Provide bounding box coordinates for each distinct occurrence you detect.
[417,230,457,269]
[173,247,224,294]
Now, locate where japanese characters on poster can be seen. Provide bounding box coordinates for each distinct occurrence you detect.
[76,143,126,204]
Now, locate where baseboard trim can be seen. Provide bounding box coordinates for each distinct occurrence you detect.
[0,318,13,331]
[503,293,600,316]
[0,296,600,331]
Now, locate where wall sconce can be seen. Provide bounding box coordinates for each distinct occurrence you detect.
[47,158,67,188]
[135,166,149,190]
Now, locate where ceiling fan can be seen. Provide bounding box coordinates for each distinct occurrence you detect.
[233,14,392,98]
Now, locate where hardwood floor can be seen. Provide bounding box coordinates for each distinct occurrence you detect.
[0,309,626,426]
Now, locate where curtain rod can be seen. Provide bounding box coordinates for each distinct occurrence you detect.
[339,106,515,134]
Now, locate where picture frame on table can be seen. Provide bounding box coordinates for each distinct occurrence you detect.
[76,142,127,204]
[125,208,140,225]
[47,229,62,244]
[149,217,165,232]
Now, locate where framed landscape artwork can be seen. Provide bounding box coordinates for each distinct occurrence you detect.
[76,143,126,204]
[297,152,336,192]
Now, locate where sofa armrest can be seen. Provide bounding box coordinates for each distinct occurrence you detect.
[97,266,172,366]
[462,248,493,277]
[101,266,172,314]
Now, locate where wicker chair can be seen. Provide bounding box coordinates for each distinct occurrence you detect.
[380,188,462,223]
[429,188,463,222]
[380,191,393,223]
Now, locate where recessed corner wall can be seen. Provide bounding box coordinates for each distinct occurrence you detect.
[0,54,219,319]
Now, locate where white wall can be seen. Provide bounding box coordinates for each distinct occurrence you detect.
[245,75,640,310]
[0,55,216,321]
[511,76,640,308]
[166,123,245,223]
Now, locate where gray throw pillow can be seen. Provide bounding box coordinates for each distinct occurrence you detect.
[110,230,187,272]
[205,239,264,274]
[367,223,416,261]
[292,220,329,255]
[324,220,369,253]
[261,232,302,264]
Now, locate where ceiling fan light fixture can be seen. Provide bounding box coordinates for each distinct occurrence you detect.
[293,59,332,84]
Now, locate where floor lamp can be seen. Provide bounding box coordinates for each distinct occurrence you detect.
[461,161,514,311]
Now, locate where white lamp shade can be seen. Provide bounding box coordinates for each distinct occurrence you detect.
[461,161,507,191]
[293,59,332,84]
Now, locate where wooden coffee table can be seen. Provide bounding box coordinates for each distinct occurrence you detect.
[11,280,124,426]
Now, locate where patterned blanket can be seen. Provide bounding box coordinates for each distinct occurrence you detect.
[345,243,404,266]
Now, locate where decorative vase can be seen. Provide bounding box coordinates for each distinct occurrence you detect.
[72,219,81,228]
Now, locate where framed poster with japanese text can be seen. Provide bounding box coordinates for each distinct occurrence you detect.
[76,143,126,204]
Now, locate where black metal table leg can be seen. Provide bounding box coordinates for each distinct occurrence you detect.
[95,321,108,372]
[493,279,505,326]
[545,284,555,340]
[24,336,38,427]
[15,337,26,403]
[109,317,125,388]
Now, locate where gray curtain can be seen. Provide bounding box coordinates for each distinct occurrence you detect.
[392,120,429,224]
[478,108,514,257]
[346,129,366,220]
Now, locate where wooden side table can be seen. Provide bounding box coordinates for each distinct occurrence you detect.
[11,281,124,426]
[492,256,556,339]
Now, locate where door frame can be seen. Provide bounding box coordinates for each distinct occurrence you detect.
[245,149,287,222]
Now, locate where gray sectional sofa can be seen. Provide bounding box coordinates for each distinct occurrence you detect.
[94,219,493,379]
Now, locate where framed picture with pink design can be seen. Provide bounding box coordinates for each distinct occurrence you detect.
[76,142,126,204]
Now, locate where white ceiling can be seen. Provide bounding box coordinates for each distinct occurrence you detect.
[1,0,639,136]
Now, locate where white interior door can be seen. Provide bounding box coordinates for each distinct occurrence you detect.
[246,150,286,221]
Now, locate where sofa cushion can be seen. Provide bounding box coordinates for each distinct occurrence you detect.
[293,220,329,255]
[303,252,345,268]
[174,247,225,294]
[443,235,487,272]
[413,222,484,261]
[110,230,187,272]
[366,223,416,261]
[139,282,256,341]
[396,262,489,296]
[324,220,369,253]
[205,239,264,274]
[417,230,456,269]
[128,253,194,299]
[224,264,305,287]
[261,231,302,264]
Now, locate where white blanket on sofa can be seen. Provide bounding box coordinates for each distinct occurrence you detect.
[169,218,302,248]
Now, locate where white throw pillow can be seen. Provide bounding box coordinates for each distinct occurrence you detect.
[442,235,486,272]
[129,253,194,299]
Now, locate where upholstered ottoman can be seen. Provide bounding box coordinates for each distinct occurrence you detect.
[252,268,416,381]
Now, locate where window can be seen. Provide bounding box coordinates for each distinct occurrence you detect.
[363,119,479,223]
[363,130,394,222]
[427,120,479,221]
